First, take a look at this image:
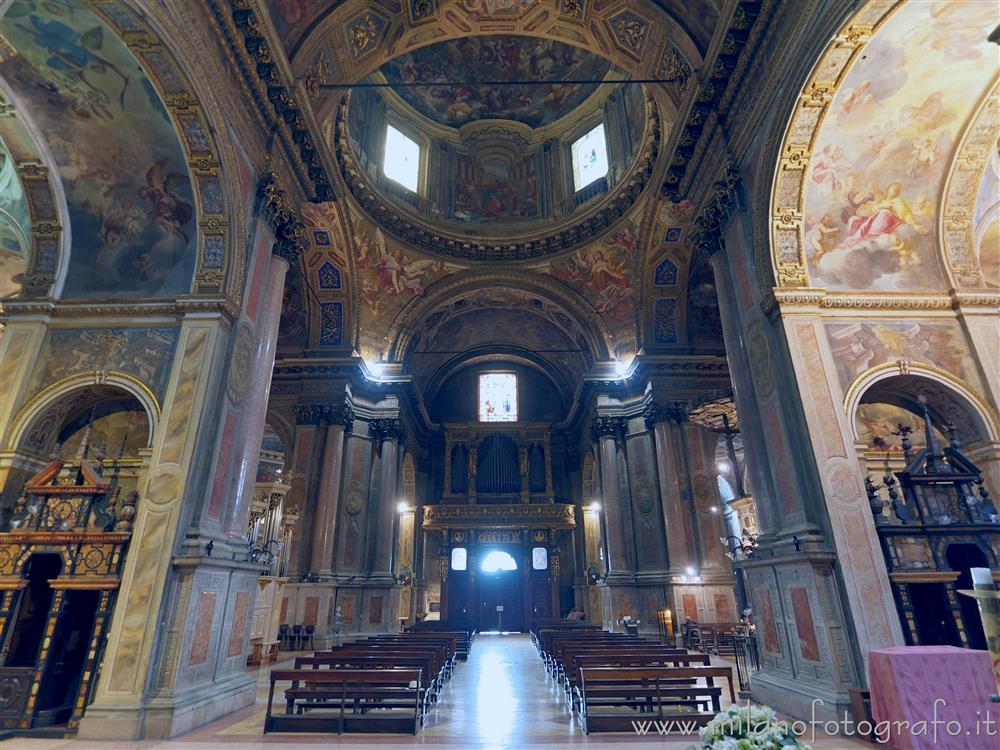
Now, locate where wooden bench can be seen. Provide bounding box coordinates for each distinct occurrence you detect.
[265,668,424,735]
[314,645,450,687]
[578,666,736,734]
[294,655,439,707]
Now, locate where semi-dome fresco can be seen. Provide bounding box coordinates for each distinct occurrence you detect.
[0,0,196,299]
[801,0,996,292]
[378,36,614,129]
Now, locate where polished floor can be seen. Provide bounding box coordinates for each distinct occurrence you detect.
[8,634,873,749]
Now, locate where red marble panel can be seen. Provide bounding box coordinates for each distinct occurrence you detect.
[342,596,355,624]
[714,593,733,622]
[304,596,319,627]
[758,589,781,654]
[791,586,821,661]
[189,591,217,665]
[207,410,237,519]
[369,596,384,624]
[227,591,250,657]
[682,593,698,621]
[280,596,289,623]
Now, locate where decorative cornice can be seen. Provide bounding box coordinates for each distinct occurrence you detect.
[590,415,628,443]
[333,94,662,262]
[690,162,742,257]
[213,0,332,201]
[762,288,1000,313]
[661,0,764,201]
[369,417,405,443]
[0,297,239,321]
[422,502,576,531]
[255,172,306,263]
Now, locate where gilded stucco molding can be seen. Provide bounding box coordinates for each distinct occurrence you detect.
[940,80,1000,289]
[0,298,240,322]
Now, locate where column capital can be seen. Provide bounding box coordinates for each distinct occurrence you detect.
[642,401,688,427]
[369,417,404,442]
[590,415,628,443]
[256,172,305,263]
[293,403,325,425]
[322,403,355,431]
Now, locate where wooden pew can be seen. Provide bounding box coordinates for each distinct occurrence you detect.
[315,644,450,687]
[265,668,423,735]
[294,654,440,706]
[577,666,736,734]
[568,652,710,708]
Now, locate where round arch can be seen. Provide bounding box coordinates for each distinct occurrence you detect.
[844,363,999,446]
[386,270,614,363]
[5,372,160,455]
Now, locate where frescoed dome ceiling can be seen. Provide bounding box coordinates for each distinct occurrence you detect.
[377,36,614,129]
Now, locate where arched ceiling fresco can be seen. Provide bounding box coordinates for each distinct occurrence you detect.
[0,0,197,298]
[0,138,30,299]
[772,0,999,292]
[377,36,614,129]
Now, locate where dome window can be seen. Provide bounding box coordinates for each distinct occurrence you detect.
[383,124,421,192]
[571,122,609,192]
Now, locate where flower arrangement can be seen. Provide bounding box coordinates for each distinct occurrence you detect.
[693,704,811,750]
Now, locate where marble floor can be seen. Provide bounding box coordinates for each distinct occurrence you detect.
[7,634,874,749]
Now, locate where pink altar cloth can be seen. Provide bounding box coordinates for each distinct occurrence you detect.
[869,646,997,749]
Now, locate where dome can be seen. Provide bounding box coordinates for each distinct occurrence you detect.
[335,39,660,262]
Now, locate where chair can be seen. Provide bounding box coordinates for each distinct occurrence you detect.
[278,623,290,651]
[291,624,303,651]
[302,624,315,651]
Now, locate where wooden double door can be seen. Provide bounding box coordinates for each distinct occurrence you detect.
[476,560,523,632]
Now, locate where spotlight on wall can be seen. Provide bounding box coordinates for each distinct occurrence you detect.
[684,566,697,577]
[717,461,731,473]
[364,359,385,379]
[589,502,602,512]
[397,501,410,513]
[710,505,719,513]
[614,359,629,378]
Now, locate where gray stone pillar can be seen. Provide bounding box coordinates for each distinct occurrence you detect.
[644,404,696,575]
[310,404,353,576]
[370,418,404,578]
[592,416,629,575]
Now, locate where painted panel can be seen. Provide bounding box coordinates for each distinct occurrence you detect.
[27,327,179,400]
[227,590,250,657]
[758,588,781,654]
[790,586,820,662]
[304,596,319,628]
[188,591,216,666]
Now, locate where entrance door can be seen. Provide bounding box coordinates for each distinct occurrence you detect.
[476,549,523,632]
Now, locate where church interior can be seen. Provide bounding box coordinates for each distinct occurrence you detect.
[0,0,998,747]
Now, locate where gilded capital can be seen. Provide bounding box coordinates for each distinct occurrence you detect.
[643,401,688,427]
[293,403,325,425]
[369,417,405,443]
[590,415,628,443]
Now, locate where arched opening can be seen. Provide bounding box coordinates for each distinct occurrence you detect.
[481,549,518,574]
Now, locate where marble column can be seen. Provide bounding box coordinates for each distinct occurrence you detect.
[223,247,292,539]
[592,416,629,575]
[644,404,696,575]
[285,405,324,578]
[310,404,354,576]
[370,417,404,578]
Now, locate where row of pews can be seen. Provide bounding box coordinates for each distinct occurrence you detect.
[531,621,736,734]
[265,628,473,735]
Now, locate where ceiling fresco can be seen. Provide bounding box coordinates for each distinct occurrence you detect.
[378,36,613,129]
[0,139,30,299]
[800,0,997,292]
[0,0,197,299]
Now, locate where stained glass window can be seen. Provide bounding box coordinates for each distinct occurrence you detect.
[571,122,609,191]
[478,372,517,422]
[383,124,420,192]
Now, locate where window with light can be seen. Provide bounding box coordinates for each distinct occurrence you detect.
[571,122,609,192]
[478,372,517,423]
[532,547,548,570]
[450,547,467,571]
[481,550,518,573]
[383,124,420,192]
